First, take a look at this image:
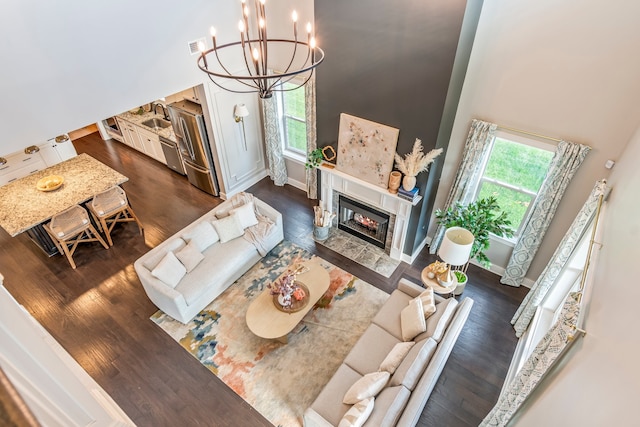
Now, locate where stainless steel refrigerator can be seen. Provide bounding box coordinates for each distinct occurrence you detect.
[167,99,219,196]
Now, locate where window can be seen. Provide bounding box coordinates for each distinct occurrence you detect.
[277,82,307,155]
[474,132,554,239]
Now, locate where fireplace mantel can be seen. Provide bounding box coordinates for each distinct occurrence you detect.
[319,165,421,262]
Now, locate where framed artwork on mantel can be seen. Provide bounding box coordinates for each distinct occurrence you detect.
[336,113,400,189]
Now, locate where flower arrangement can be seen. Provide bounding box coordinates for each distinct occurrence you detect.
[268,273,297,298]
[394,139,443,177]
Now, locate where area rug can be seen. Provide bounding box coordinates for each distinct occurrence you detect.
[151,240,389,426]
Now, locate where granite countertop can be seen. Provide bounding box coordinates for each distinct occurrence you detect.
[117,110,177,142]
[0,154,128,236]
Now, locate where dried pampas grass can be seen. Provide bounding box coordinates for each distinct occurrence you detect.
[394,139,443,177]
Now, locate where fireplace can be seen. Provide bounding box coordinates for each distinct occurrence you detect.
[338,195,390,249]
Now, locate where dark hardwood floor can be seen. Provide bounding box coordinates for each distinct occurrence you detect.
[0,134,529,426]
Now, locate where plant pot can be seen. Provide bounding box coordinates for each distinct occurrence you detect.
[453,270,468,296]
[402,175,416,191]
[388,171,402,194]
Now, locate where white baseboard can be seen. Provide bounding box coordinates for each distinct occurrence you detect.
[286,176,306,192]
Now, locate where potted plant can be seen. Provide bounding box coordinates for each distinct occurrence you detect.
[394,139,443,191]
[305,148,324,170]
[435,196,514,269]
[453,270,468,296]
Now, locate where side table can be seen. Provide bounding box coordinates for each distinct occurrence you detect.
[421,267,458,298]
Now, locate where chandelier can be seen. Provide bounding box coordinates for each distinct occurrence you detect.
[197,0,325,99]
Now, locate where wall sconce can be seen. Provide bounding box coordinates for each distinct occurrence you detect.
[24,145,40,154]
[234,104,250,151]
[234,104,249,122]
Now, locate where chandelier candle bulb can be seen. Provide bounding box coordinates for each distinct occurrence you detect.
[210,27,217,49]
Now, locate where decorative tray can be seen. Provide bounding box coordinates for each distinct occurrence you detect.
[272,282,310,313]
[36,175,64,192]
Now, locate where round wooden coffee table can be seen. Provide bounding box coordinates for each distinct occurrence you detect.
[246,260,330,343]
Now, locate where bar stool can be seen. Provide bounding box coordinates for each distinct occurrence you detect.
[87,186,143,246]
[44,205,109,269]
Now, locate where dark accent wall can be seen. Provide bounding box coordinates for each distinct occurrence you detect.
[412,0,485,254]
[315,0,480,257]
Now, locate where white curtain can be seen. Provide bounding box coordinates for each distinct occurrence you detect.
[261,97,288,186]
[511,179,607,337]
[430,119,497,253]
[305,75,318,199]
[500,141,591,287]
[480,292,582,427]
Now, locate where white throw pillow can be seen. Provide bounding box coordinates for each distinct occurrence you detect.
[400,297,427,341]
[343,371,390,405]
[175,241,205,273]
[181,221,219,252]
[378,342,416,374]
[151,251,186,288]
[418,288,437,319]
[229,201,259,229]
[338,397,375,427]
[211,214,245,243]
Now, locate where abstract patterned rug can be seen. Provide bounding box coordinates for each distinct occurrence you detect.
[151,240,389,426]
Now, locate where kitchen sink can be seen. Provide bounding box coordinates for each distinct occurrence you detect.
[142,117,171,131]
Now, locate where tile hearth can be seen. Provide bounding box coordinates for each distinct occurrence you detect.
[311,227,400,278]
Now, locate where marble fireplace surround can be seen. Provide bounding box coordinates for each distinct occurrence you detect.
[319,166,421,263]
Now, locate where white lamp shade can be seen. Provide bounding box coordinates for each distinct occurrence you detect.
[438,227,474,266]
[234,103,249,118]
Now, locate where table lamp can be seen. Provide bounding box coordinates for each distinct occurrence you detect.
[437,227,474,286]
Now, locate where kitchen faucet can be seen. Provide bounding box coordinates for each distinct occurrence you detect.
[152,102,170,121]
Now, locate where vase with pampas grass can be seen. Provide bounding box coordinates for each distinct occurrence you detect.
[394,139,443,191]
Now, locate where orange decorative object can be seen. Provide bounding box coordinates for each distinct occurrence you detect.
[292,287,306,301]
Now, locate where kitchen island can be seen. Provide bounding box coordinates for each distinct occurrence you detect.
[0,153,128,254]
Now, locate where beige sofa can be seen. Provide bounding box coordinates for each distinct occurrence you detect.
[304,278,474,427]
[134,195,283,324]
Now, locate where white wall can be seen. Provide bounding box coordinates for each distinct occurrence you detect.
[511,122,640,425]
[0,0,313,155]
[430,0,640,282]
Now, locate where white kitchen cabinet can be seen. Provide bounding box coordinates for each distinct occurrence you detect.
[137,127,167,164]
[38,135,77,167]
[121,121,143,151]
[0,150,47,186]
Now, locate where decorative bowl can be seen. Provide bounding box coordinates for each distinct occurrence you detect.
[36,175,64,192]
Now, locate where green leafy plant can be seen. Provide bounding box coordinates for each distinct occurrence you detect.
[305,148,324,169]
[435,197,514,268]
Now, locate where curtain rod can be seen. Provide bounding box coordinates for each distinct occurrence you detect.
[496,124,563,143]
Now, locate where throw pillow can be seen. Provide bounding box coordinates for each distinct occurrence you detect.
[174,241,205,273]
[343,371,390,405]
[378,342,416,374]
[338,397,375,427]
[211,214,245,243]
[400,297,427,341]
[151,251,186,288]
[229,201,259,229]
[181,221,219,252]
[418,288,436,319]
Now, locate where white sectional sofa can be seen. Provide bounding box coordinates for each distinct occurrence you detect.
[134,195,283,324]
[304,278,473,427]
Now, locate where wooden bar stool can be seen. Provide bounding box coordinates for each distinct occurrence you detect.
[87,186,143,246]
[43,205,109,269]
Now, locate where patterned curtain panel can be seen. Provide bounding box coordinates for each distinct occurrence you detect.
[305,75,318,199]
[261,97,288,186]
[501,141,591,287]
[480,292,582,427]
[511,179,607,337]
[429,119,497,253]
